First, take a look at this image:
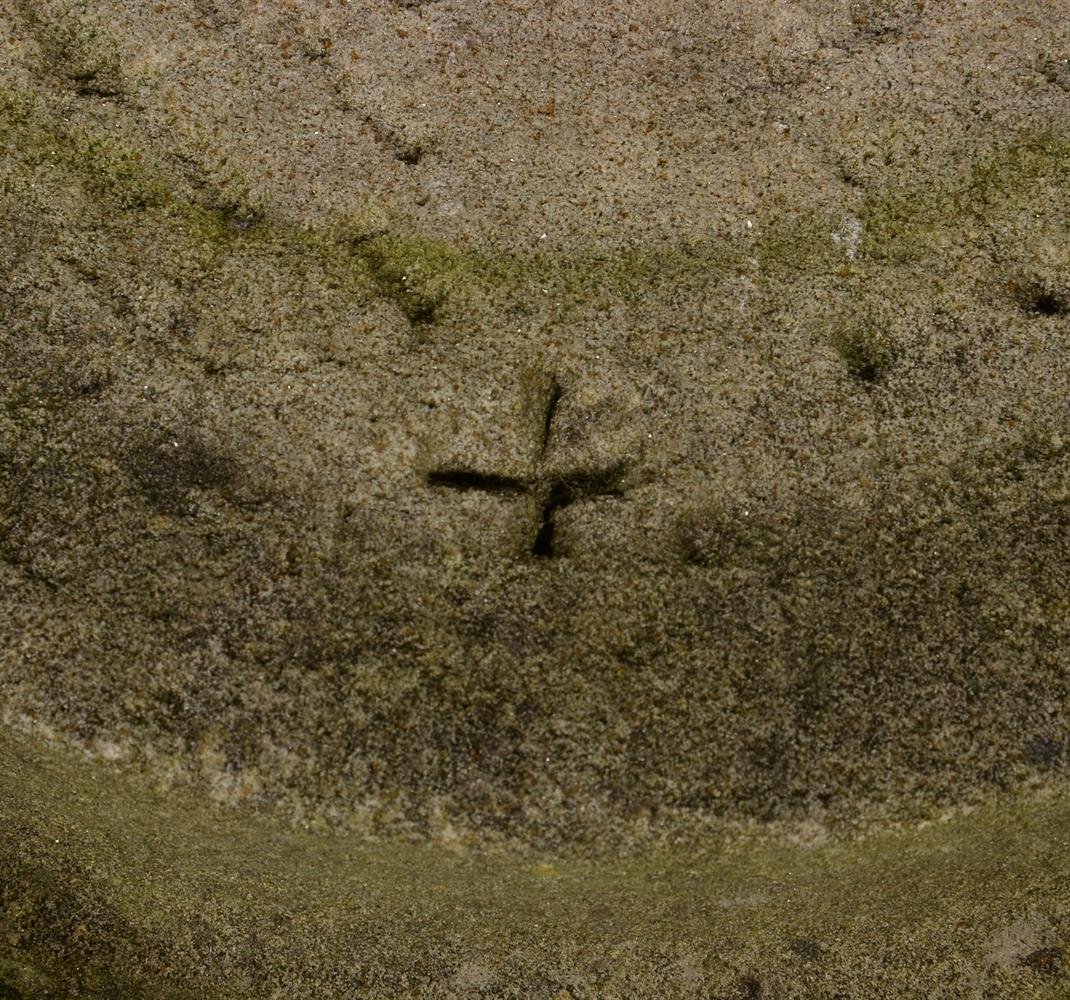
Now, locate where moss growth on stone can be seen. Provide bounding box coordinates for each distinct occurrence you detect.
[2,79,995,333]
[353,233,464,326]
[0,85,166,208]
[2,727,1069,998]
[860,131,1070,264]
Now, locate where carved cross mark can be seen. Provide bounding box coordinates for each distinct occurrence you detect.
[428,377,631,558]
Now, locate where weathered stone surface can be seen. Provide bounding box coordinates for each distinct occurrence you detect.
[1,0,1068,995]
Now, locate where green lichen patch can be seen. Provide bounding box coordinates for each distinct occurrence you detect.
[962,133,1070,208]
[753,213,843,276]
[76,137,171,210]
[6,80,1033,337]
[0,85,167,209]
[351,233,465,327]
[860,131,1070,264]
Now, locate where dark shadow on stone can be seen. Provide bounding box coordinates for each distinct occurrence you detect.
[788,938,822,962]
[1011,278,1069,317]
[833,325,900,384]
[124,429,236,516]
[1021,946,1063,978]
[427,470,526,494]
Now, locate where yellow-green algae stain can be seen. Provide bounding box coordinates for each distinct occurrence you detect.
[858,132,1070,264]
[7,79,1068,339]
[5,79,1070,330]
[0,85,898,325]
[1,727,1068,997]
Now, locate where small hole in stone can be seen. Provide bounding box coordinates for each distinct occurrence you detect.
[530,517,555,558]
[1021,946,1063,978]
[531,484,571,558]
[832,325,899,385]
[1028,291,1067,316]
[395,143,423,166]
[1012,278,1069,316]
[852,359,880,383]
[788,938,822,962]
[224,211,261,233]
